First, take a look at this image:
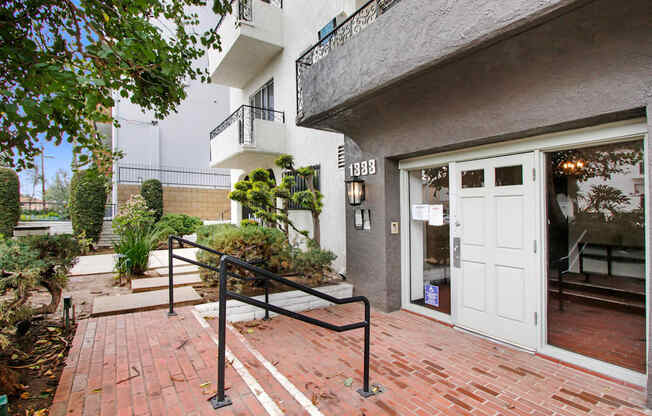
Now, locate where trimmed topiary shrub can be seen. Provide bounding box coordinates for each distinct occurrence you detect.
[0,168,20,237]
[141,179,163,221]
[70,168,107,244]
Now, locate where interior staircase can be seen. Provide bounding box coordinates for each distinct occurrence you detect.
[548,272,645,313]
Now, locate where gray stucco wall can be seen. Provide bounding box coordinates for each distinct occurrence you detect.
[298,0,593,126]
[337,0,651,317]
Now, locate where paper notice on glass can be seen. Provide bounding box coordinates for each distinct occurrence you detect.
[411,204,429,221]
[428,204,444,226]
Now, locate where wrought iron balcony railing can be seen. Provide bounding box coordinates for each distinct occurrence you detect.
[209,105,285,145]
[295,0,401,119]
[216,0,283,30]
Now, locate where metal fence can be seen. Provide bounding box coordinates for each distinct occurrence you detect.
[116,164,230,189]
[209,105,285,146]
[216,0,283,31]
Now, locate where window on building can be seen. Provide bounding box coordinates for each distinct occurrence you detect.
[318,18,336,44]
[545,139,646,373]
[284,165,321,210]
[249,80,274,120]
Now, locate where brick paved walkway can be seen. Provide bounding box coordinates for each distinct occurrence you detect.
[52,304,651,416]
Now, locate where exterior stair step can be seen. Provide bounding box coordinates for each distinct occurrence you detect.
[152,264,200,276]
[91,286,202,317]
[131,274,203,293]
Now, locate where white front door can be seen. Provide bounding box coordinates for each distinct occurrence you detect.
[452,153,538,349]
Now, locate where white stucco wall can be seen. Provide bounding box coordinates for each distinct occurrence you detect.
[113,60,230,170]
[211,1,352,273]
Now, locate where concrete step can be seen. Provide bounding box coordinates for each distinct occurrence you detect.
[131,274,203,293]
[91,286,202,317]
[151,264,200,277]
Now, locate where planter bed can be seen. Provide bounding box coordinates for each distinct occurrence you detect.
[195,282,353,322]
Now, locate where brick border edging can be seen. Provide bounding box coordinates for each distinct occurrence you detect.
[401,308,646,393]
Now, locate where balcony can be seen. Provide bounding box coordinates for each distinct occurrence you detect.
[295,0,585,130]
[208,0,284,88]
[209,105,286,170]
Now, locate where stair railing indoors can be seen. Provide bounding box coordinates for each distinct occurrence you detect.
[166,235,380,410]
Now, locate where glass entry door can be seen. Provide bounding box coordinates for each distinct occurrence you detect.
[409,167,452,315]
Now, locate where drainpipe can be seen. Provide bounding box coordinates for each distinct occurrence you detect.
[111,97,119,218]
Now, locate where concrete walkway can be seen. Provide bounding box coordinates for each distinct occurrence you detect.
[69,247,199,276]
[52,305,651,416]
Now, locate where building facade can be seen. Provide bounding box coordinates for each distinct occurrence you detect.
[206,1,365,272]
[110,53,232,221]
[296,0,652,401]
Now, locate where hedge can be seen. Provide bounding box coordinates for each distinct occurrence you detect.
[0,168,20,237]
[70,168,107,243]
[141,179,163,221]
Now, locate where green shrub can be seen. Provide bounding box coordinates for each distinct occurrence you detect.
[113,195,157,277]
[114,231,156,277]
[0,234,81,320]
[141,179,163,221]
[70,168,107,243]
[152,213,203,246]
[113,194,156,236]
[158,213,203,236]
[291,244,337,279]
[196,223,235,244]
[197,224,293,290]
[0,168,20,237]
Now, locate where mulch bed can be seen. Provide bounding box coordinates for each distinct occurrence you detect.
[0,317,76,416]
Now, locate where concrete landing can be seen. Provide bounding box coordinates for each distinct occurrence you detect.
[131,274,203,293]
[91,286,202,317]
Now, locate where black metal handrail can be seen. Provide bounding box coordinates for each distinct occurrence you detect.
[295,0,401,118]
[209,105,285,144]
[166,235,378,411]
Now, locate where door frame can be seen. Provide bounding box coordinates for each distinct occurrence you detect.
[398,118,649,386]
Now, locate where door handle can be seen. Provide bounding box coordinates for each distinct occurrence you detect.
[453,237,461,268]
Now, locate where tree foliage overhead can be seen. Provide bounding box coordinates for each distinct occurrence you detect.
[0,0,232,170]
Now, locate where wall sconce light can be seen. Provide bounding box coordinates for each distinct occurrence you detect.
[345,176,365,206]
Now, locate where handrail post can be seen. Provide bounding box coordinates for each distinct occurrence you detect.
[357,300,374,397]
[210,258,232,409]
[263,279,270,321]
[167,236,176,317]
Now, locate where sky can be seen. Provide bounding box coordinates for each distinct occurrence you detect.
[18,139,74,199]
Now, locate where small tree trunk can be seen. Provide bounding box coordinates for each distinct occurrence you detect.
[304,172,321,248]
[281,198,289,238]
[312,214,320,248]
[34,279,63,315]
